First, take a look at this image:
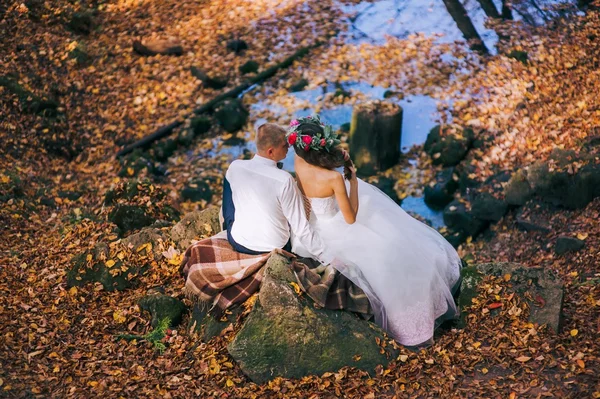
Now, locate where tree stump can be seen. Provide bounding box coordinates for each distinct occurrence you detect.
[349,101,403,175]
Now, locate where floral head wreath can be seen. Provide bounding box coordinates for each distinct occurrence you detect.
[286,114,341,152]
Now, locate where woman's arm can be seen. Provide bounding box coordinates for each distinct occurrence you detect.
[332,167,359,224]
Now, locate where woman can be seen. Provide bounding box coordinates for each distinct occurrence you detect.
[289,115,462,347]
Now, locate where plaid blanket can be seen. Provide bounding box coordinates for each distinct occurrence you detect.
[180,234,372,317]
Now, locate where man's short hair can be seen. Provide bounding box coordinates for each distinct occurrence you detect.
[256,123,286,152]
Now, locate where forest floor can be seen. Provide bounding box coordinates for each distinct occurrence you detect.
[1,0,599,398]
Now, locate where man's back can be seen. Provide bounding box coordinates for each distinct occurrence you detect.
[226,156,293,252]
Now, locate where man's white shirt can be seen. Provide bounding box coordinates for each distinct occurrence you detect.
[226,155,333,264]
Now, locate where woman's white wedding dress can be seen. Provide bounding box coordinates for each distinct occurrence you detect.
[292,179,462,346]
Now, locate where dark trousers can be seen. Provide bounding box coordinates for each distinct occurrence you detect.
[222,177,291,255]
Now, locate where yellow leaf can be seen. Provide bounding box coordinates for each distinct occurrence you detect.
[31,387,41,394]
[127,167,135,176]
[117,252,125,260]
[68,287,78,296]
[570,329,578,337]
[106,260,115,268]
[88,381,98,387]
[516,356,531,362]
[503,273,511,282]
[398,354,408,362]
[481,368,488,374]
[0,174,10,184]
[86,254,93,262]
[289,282,302,296]
[226,379,234,387]
[113,310,126,324]
[473,342,481,349]
[576,233,588,240]
[209,358,220,375]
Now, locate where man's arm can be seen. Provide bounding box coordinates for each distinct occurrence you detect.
[280,177,333,264]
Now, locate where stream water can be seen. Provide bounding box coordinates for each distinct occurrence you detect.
[207,0,582,227]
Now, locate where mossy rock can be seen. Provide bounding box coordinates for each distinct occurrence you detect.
[424,167,459,209]
[443,200,488,238]
[504,169,533,206]
[108,204,154,235]
[507,50,528,64]
[66,243,146,291]
[189,304,243,341]
[214,99,248,133]
[181,180,213,203]
[191,116,212,136]
[227,255,398,384]
[171,206,221,250]
[555,236,585,255]
[470,192,508,222]
[458,263,564,332]
[67,10,96,35]
[239,60,259,74]
[289,78,309,92]
[424,125,474,167]
[152,138,178,162]
[120,227,169,261]
[139,294,187,328]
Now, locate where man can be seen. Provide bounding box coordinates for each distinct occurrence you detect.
[222,123,333,264]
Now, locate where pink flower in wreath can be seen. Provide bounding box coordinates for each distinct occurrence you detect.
[320,138,326,147]
[304,145,311,151]
[290,119,299,127]
[287,133,297,145]
[302,135,312,145]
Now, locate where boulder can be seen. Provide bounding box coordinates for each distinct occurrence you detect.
[214,99,248,133]
[108,204,154,235]
[526,148,600,209]
[190,116,212,136]
[289,78,309,92]
[459,263,564,333]
[470,192,508,222]
[67,10,96,35]
[120,227,169,261]
[189,304,242,341]
[424,125,474,167]
[66,243,146,291]
[424,167,458,209]
[139,293,187,328]
[226,39,248,54]
[443,200,488,238]
[227,255,398,383]
[181,180,213,203]
[555,236,585,255]
[504,169,533,206]
[171,207,221,250]
[239,60,259,74]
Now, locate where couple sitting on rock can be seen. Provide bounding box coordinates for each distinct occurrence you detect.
[182,115,461,347]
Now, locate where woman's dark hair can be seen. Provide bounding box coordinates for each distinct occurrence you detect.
[294,122,353,179]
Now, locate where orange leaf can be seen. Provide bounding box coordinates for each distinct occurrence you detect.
[488,302,503,310]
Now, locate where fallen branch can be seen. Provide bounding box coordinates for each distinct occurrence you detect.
[116,42,324,157]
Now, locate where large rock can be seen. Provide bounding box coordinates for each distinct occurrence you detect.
[424,167,458,209]
[470,192,508,222]
[120,227,169,261]
[459,263,564,332]
[227,255,397,383]
[214,99,248,133]
[555,236,585,255]
[527,149,600,209]
[139,293,187,328]
[171,207,221,250]
[443,200,488,238]
[424,125,474,167]
[181,180,213,203]
[504,169,533,206]
[66,243,147,291]
[108,204,154,235]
